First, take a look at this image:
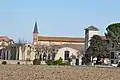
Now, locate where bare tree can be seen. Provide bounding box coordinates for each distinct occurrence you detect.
[35,44,60,61]
[17,38,28,45]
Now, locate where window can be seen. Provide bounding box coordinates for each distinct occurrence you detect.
[64,51,69,60]
[119,53,120,55]
[111,60,114,64]
[39,54,42,60]
[48,54,51,60]
[112,44,114,48]
[28,45,30,47]
[106,54,110,58]
[111,52,114,59]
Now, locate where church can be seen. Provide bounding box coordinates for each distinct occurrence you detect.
[32,22,105,65]
[0,21,106,65]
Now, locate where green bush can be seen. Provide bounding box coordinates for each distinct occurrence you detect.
[59,63,66,65]
[57,57,63,65]
[1,61,7,65]
[45,60,53,65]
[45,57,67,66]
[17,62,20,65]
[52,60,58,65]
[33,59,41,65]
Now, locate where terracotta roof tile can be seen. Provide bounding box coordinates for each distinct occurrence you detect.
[38,36,106,43]
[38,36,85,43]
[0,36,13,42]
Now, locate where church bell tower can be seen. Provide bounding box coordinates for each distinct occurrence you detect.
[84,25,99,50]
[33,21,39,45]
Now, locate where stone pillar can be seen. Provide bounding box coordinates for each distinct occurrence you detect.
[19,46,22,60]
[30,50,35,60]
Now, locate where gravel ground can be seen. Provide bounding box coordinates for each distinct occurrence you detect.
[0,65,120,80]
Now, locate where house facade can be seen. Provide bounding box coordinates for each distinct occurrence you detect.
[0,36,14,60]
[0,36,35,62]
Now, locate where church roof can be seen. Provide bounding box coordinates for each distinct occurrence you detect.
[33,21,39,33]
[38,36,85,43]
[38,35,106,42]
[85,26,99,31]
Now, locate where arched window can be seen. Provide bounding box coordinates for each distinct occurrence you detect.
[64,50,69,60]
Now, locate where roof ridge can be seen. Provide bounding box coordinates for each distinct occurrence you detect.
[38,36,84,39]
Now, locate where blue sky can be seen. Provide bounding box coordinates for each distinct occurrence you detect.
[0,0,120,42]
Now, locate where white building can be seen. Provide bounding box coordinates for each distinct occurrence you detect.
[0,36,14,60]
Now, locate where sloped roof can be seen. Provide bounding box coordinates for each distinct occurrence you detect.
[0,36,13,42]
[38,35,106,42]
[52,44,84,51]
[33,21,39,33]
[38,36,85,43]
[85,26,99,31]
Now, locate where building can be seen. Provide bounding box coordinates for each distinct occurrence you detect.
[0,36,35,61]
[0,36,14,60]
[107,45,120,64]
[10,43,35,61]
[32,22,106,65]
